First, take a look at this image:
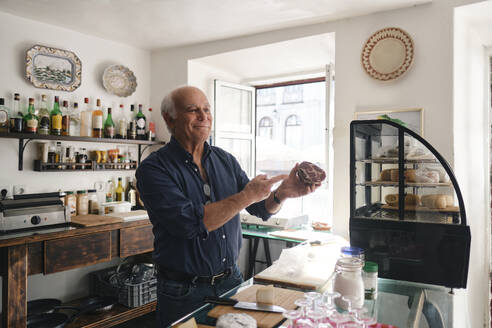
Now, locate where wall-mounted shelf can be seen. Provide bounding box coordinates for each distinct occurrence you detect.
[0,132,165,171]
[34,160,138,172]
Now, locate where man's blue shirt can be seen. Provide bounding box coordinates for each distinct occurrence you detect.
[136,136,272,276]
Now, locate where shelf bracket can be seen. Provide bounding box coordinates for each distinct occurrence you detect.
[18,138,33,171]
[138,144,153,164]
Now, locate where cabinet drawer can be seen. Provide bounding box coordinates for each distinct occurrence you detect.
[45,232,111,274]
[120,225,154,257]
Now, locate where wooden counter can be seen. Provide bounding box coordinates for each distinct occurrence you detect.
[0,219,154,328]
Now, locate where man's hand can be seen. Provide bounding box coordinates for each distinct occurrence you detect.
[275,163,321,201]
[241,174,287,204]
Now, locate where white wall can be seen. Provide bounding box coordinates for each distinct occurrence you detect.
[0,11,151,305]
[150,0,486,325]
[454,6,490,327]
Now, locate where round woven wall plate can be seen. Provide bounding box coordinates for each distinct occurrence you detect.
[361,27,414,81]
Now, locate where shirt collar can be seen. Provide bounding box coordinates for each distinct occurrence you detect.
[168,136,212,162]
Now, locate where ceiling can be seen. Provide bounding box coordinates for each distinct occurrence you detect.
[192,33,335,83]
[0,0,430,50]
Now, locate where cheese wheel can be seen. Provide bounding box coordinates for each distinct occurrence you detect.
[216,313,257,328]
[256,284,275,305]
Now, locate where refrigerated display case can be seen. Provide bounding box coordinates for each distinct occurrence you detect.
[349,120,470,288]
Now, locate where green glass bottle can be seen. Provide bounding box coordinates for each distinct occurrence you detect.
[104,107,115,138]
[50,96,62,135]
[23,98,39,133]
[136,104,146,140]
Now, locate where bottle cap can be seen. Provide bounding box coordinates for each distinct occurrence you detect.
[363,261,378,273]
[0,98,4,105]
[341,246,364,257]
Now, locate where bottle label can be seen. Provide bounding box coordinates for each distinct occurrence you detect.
[118,121,127,137]
[137,118,146,129]
[62,115,70,135]
[27,118,38,128]
[0,110,7,124]
[39,116,50,129]
[105,126,115,138]
[93,115,103,129]
[51,114,62,130]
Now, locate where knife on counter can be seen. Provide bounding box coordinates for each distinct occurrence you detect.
[204,296,286,313]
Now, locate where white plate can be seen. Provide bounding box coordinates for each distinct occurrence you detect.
[102,65,137,97]
[361,27,414,81]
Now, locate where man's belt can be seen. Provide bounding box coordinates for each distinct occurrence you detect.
[157,267,232,285]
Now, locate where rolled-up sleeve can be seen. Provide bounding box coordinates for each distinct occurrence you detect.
[136,162,209,239]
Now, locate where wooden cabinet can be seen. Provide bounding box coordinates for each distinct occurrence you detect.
[0,220,155,328]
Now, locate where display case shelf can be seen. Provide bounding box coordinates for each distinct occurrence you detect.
[359,181,452,188]
[0,132,165,171]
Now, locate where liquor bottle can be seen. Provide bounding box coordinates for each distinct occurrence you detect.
[38,95,50,135]
[147,107,155,141]
[70,102,80,136]
[92,98,103,138]
[10,93,23,133]
[117,104,127,139]
[61,100,70,136]
[104,107,115,138]
[23,98,39,133]
[50,96,62,135]
[0,98,9,132]
[128,105,137,140]
[80,97,92,137]
[125,177,137,209]
[136,104,146,140]
[115,177,124,201]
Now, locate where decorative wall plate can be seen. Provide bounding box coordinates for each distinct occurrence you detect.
[361,27,414,81]
[102,65,137,97]
[26,45,82,92]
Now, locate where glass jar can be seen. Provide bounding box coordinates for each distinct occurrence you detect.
[363,261,378,300]
[88,189,99,215]
[76,190,89,216]
[65,191,77,217]
[333,257,364,310]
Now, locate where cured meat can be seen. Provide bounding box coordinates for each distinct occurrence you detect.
[296,161,326,185]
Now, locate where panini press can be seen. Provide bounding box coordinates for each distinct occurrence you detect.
[0,192,70,233]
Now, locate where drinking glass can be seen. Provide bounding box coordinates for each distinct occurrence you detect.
[282,309,301,328]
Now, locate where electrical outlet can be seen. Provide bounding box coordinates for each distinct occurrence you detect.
[0,185,12,199]
[13,185,26,195]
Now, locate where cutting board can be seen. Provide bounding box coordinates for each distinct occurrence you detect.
[71,214,123,227]
[207,285,304,328]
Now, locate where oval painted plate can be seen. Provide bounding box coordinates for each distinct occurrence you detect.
[103,65,137,97]
[361,27,414,81]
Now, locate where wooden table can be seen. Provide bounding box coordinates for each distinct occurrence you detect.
[0,219,155,328]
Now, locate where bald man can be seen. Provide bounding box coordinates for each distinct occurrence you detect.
[136,86,319,327]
